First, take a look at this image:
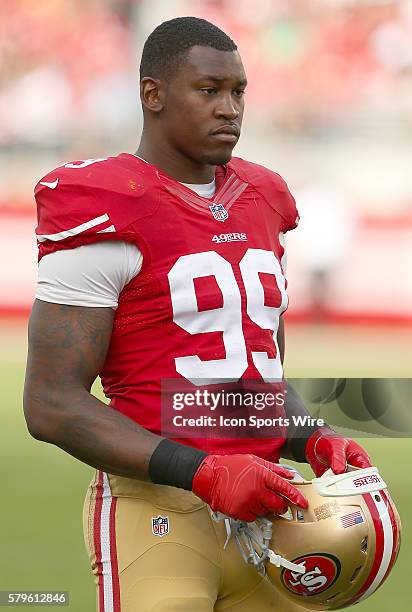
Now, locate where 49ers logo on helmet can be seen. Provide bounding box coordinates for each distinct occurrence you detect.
[282,553,341,596]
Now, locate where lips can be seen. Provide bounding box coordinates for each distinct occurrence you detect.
[209,125,240,144]
[210,125,240,137]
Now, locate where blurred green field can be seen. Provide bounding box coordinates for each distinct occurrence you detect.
[0,319,410,611]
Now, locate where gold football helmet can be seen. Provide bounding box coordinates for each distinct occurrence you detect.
[214,466,401,610]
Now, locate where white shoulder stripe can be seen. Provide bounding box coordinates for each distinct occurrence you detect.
[36,213,112,242]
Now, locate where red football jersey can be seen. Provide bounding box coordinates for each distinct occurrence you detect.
[35,154,299,461]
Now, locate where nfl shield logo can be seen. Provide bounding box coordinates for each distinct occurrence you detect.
[152,515,169,537]
[209,202,229,222]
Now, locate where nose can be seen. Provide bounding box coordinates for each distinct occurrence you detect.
[214,93,239,120]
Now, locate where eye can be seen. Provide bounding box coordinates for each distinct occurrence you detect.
[233,90,245,98]
[201,88,217,95]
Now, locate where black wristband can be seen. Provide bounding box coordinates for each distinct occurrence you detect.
[148,439,208,491]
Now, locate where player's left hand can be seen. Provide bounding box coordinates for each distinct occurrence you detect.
[305,428,372,477]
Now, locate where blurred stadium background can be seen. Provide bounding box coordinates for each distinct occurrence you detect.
[0,0,410,609]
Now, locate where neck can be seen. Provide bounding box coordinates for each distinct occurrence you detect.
[136,129,216,184]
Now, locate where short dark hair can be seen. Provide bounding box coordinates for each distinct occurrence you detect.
[140,17,237,80]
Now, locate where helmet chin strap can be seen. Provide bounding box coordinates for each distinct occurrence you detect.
[211,512,305,575]
[267,549,306,573]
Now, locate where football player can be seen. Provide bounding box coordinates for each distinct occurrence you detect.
[24,17,371,612]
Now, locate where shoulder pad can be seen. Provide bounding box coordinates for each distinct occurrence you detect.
[228,157,299,231]
[35,154,160,256]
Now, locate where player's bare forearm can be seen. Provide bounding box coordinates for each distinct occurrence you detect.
[53,391,161,479]
[23,300,161,480]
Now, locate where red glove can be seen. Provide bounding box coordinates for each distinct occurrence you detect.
[305,428,372,477]
[192,453,308,522]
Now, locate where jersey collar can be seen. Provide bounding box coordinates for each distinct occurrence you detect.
[160,164,248,215]
[125,153,248,214]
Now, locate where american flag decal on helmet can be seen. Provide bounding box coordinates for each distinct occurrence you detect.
[340,510,364,528]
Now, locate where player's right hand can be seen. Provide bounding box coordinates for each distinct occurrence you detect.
[192,453,308,522]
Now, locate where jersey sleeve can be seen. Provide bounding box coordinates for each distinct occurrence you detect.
[34,157,155,261]
[229,157,300,232]
[35,161,112,259]
[36,241,143,309]
[277,180,300,233]
[260,172,300,233]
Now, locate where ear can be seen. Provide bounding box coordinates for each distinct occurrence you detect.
[140,77,165,113]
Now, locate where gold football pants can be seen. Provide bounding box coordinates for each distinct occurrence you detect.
[83,471,307,611]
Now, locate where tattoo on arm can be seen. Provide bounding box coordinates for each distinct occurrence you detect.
[24,300,161,480]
